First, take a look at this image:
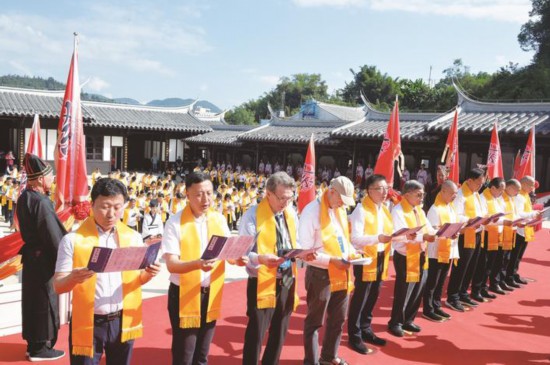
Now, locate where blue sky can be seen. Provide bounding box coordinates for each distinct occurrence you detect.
[0,0,535,110]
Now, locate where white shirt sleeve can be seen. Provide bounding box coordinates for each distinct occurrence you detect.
[55,233,76,273]
[161,213,181,259]
[299,200,331,268]
[349,204,379,249]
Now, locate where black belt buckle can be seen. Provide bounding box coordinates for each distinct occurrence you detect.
[200,287,210,294]
[106,311,121,321]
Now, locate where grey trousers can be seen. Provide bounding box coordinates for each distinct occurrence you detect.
[303,266,348,365]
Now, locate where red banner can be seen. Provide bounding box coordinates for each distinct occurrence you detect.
[516,126,535,180]
[374,98,402,187]
[442,109,460,184]
[54,36,88,211]
[486,122,503,179]
[297,135,316,214]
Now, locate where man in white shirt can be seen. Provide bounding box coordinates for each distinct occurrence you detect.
[162,172,246,365]
[424,180,459,322]
[240,172,314,365]
[53,178,160,365]
[389,180,435,337]
[446,168,486,312]
[347,174,392,354]
[506,176,541,287]
[471,177,506,303]
[141,200,164,241]
[300,176,358,365]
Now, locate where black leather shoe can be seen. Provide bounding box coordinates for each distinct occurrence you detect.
[388,325,404,337]
[402,322,421,333]
[362,332,387,346]
[422,312,445,322]
[434,308,452,319]
[445,300,465,312]
[460,297,479,307]
[489,284,506,295]
[506,280,521,288]
[501,282,516,291]
[471,293,487,303]
[348,341,371,355]
[480,289,497,299]
[516,277,528,285]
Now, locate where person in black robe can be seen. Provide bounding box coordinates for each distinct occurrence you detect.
[16,153,66,361]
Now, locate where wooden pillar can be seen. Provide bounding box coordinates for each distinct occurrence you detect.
[123,135,128,171]
[164,134,170,170]
[351,140,357,180]
[17,126,25,166]
[255,143,260,171]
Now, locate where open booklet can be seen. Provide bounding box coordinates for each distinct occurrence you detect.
[201,234,257,261]
[279,247,321,260]
[391,225,424,238]
[465,212,507,229]
[435,222,464,238]
[87,240,161,273]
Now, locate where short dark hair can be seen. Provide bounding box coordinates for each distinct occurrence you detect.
[186,172,211,189]
[365,174,386,190]
[175,192,183,199]
[466,168,485,180]
[91,178,128,203]
[488,177,505,189]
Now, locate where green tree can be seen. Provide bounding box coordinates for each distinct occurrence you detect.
[340,65,400,111]
[518,0,550,65]
[224,105,257,125]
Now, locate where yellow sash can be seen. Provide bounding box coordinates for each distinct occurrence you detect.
[520,191,535,242]
[434,193,454,263]
[178,206,226,328]
[462,183,480,249]
[71,218,143,358]
[399,199,428,282]
[360,196,393,282]
[122,207,140,230]
[320,191,353,292]
[502,192,516,250]
[482,189,501,251]
[256,199,299,310]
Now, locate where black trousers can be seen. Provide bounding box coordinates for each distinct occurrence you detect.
[499,249,512,285]
[168,283,216,365]
[389,251,427,328]
[242,277,295,365]
[69,314,134,365]
[506,234,528,282]
[423,258,450,314]
[447,232,481,302]
[347,252,384,344]
[489,247,504,287]
[471,233,490,295]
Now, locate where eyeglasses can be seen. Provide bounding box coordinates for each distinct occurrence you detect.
[369,186,389,192]
[270,192,294,204]
[408,191,425,198]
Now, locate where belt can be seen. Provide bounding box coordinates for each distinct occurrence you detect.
[307,265,328,273]
[94,310,122,321]
[200,286,210,294]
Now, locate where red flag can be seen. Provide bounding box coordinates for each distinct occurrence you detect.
[55,35,88,211]
[512,149,521,179]
[486,121,503,179]
[373,97,403,187]
[27,114,44,158]
[516,126,536,180]
[442,109,459,184]
[297,134,316,214]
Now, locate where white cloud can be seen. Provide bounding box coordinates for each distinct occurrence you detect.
[259,75,280,86]
[369,0,531,24]
[83,76,110,92]
[495,55,509,66]
[291,0,531,23]
[8,60,33,76]
[199,83,209,92]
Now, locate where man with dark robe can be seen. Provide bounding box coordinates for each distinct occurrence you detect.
[16,153,66,361]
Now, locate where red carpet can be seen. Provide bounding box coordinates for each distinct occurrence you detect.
[2,230,550,364]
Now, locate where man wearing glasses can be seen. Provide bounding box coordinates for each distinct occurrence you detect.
[347,174,393,354]
[389,180,435,337]
[240,172,315,365]
[446,168,486,312]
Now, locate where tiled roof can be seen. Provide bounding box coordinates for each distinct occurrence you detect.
[238,119,348,145]
[186,125,254,146]
[307,102,365,122]
[427,86,550,135]
[0,86,212,133]
[332,103,441,141]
